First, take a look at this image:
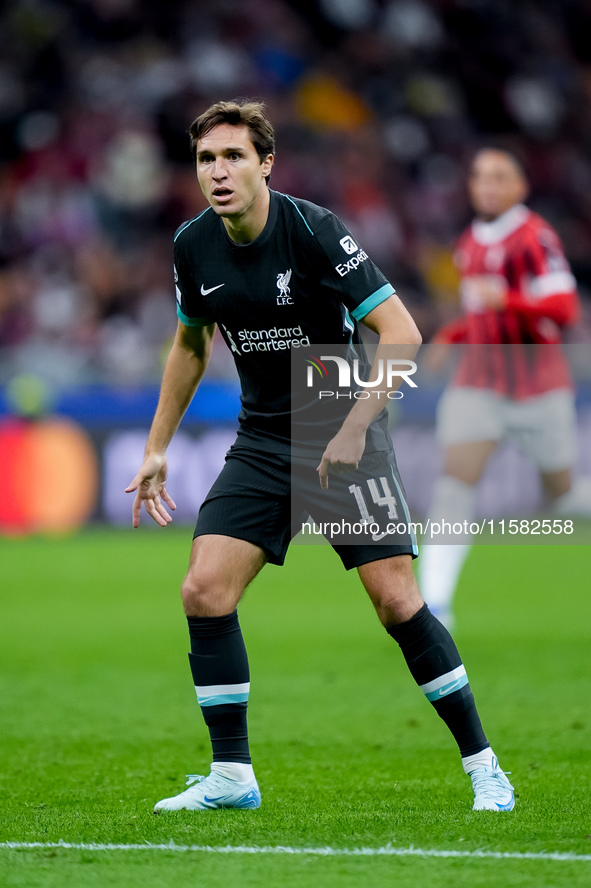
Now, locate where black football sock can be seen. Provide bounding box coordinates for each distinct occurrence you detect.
[187,610,251,764]
[387,603,488,757]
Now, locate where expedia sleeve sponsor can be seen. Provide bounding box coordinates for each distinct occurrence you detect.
[312,214,395,319]
[335,249,370,277]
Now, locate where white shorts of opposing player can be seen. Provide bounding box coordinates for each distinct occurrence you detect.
[437,387,577,471]
[420,386,585,624]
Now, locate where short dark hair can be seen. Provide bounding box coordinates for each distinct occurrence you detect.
[471,146,527,180]
[189,99,275,182]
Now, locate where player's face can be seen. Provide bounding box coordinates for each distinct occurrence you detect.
[196,124,273,225]
[468,151,528,221]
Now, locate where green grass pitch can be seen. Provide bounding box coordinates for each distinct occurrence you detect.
[0,528,590,887]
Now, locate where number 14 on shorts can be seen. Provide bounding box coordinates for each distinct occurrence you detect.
[348,477,399,523]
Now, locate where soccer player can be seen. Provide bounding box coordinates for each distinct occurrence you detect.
[126,101,514,813]
[420,147,583,627]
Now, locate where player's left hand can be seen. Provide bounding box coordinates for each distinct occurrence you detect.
[125,453,177,528]
[317,428,366,489]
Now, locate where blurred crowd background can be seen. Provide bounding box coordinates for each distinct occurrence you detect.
[2,0,591,392]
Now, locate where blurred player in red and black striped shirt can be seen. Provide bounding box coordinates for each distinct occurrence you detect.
[420,148,590,626]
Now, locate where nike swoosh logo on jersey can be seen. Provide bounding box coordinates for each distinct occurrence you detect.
[372,531,390,541]
[201,283,225,295]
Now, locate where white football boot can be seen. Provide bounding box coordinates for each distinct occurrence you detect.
[154,768,261,812]
[470,757,515,811]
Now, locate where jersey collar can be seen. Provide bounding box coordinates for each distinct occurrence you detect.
[221,188,279,251]
[471,204,530,245]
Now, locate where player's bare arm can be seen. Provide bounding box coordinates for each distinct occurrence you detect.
[317,295,421,489]
[125,321,216,527]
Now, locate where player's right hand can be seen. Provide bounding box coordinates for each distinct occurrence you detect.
[125,453,177,528]
[317,427,366,489]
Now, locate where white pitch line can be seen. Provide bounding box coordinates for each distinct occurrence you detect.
[1,841,590,862]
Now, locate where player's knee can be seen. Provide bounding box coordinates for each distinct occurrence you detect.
[377,591,423,626]
[359,555,423,624]
[371,576,423,621]
[180,567,230,616]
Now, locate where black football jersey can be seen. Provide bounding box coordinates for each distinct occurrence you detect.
[173,190,396,450]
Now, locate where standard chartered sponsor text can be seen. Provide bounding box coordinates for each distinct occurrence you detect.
[237,325,310,352]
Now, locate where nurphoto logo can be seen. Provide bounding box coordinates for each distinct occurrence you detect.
[305,355,418,400]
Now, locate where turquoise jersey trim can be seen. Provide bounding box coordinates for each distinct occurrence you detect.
[344,307,355,338]
[173,207,211,242]
[177,306,214,326]
[350,284,394,321]
[283,194,315,235]
[389,466,419,557]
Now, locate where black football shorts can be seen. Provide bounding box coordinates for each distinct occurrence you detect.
[193,438,418,570]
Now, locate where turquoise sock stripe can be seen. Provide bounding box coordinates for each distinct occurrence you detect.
[420,665,469,702]
[198,692,250,706]
[195,682,250,707]
[423,673,469,702]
